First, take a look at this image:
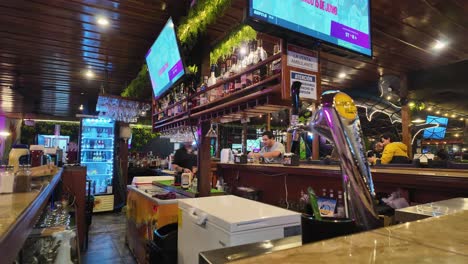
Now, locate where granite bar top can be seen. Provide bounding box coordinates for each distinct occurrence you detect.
[0,169,63,263]
[395,198,468,222]
[231,210,468,264]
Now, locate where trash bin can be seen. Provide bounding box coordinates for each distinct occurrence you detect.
[147,223,178,264]
[301,214,357,244]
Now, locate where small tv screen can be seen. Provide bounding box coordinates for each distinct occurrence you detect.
[146,18,185,98]
[248,0,372,57]
[247,139,261,152]
[423,115,448,139]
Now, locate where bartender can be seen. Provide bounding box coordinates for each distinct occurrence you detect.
[248,131,285,163]
[172,142,197,185]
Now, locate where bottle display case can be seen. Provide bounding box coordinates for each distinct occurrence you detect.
[79,118,115,205]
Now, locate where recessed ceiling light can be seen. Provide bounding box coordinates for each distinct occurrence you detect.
[96,16,110,27]
[386,95,391,100]
[443,113,449,117]
[81,92,85,95]
[460,117,464,121]
[451,114,456,118]
[79,104,84,111]
[85,69,94,79]
[338,72,347,78]
[427,107,433,112]
[408,102,415,107]
[432,40,447,50]
[435,110,441,114]
[455,133,459,137]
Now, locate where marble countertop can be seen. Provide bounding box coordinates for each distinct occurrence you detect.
[396,198,468,222]
[0,191,41,238]
[231,210,468,264]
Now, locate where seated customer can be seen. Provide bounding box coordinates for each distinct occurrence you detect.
[248,131,285,163]
[379,133,409,164]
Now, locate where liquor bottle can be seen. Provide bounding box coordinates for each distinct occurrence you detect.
[329,189,334,199]
[240,73,247,88]
[321,188,327,197]
[335,191,345,218]
[272,44,282,75]
[219,60,226,79]
[207,64,217,87]
[257,39,268,61]
[248,40,257,66]
[230,48,240,74]
[224,57,232,78]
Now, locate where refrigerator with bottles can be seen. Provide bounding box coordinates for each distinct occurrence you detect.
[79,118,116,212]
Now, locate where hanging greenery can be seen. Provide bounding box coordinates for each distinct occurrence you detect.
[129,127,159,151]
[210,25,257,64]
[20,121,80,145]
[121,64,151,98]
[178,0,232,45]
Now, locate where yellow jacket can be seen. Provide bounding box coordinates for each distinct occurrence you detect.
[381,142,409,164]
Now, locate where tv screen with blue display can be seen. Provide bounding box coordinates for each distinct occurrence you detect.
[146,18,185,98]
[423,115,448,139]
[248,0,372,57]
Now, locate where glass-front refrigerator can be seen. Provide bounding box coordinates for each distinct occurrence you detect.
[80,118,115,212]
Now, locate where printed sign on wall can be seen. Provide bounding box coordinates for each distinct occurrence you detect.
[287,44,318,72]
[290,71,317,100]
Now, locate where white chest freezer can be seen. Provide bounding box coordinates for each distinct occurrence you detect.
[177,195,301,264]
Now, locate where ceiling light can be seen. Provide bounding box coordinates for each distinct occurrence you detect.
[386,95,391,100]
[443,113,449,117]
[435,110,441,114]
[85,69,94,79]
[79,104,84,111]
[408,101,415,107]
[259,115,262,118]
[432,40,447,50]
[451,114,456,118]
[460,117,464,121]
[427,107,433,112]
[0,131,11,137]
[411,118,426,124]
[454,133,459,137]
[338,72,347,78]
[161,2,167,10]
[96,16,110,27]
[270,117,273,120]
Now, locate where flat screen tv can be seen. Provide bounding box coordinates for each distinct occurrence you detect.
[247,0,372,57]
[146,18,185,98]
[423,115,448,139]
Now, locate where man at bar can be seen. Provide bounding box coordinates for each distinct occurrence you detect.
[172,142,197,185]
[369,133,409,164]
[248,131,285,163]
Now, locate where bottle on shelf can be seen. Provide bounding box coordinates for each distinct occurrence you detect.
[335,191,345,218]
[329,189,334,199]
[207,64,217,87]
[272,43,282,75]
[322,188,327,197]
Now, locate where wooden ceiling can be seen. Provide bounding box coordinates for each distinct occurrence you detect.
[0,0,467,119]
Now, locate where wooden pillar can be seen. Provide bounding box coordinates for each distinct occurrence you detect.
[400,75,412,158]
[242,123,247,153]
[198,121,211,197]
[266,113,271,131]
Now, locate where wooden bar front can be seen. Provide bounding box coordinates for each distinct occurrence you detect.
[217,163,468,206]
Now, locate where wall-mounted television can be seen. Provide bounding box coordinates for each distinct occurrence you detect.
[146,18,185,98]
[247,0,372,57]
[423,115,448,139]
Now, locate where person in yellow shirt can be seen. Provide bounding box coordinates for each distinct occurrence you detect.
[379,133,409,164]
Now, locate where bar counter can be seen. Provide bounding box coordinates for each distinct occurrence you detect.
[217,163,468,205]
[0,168,63,263]
[228,210,468,263]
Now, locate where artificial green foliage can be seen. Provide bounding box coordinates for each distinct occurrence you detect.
[20,122,80,145]
[187,64,199,75]
[129,127,158,151]
[121,65,151,98]
[178,0,232,45]
[210,25,257,64]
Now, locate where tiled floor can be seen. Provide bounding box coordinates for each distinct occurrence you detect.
[81,211,137,264]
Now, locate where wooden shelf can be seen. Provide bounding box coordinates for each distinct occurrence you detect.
[189,53,281,99]
[0,168,63,264]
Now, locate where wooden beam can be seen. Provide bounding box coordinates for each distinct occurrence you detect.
[198,121,211,197]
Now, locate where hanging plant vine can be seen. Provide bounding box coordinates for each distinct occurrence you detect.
[178,0,232,45]
[210,25,257,65]
[121,64,151,98]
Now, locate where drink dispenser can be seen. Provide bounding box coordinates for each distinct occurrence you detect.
[309,90,381,231]
[30,145,45,167]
